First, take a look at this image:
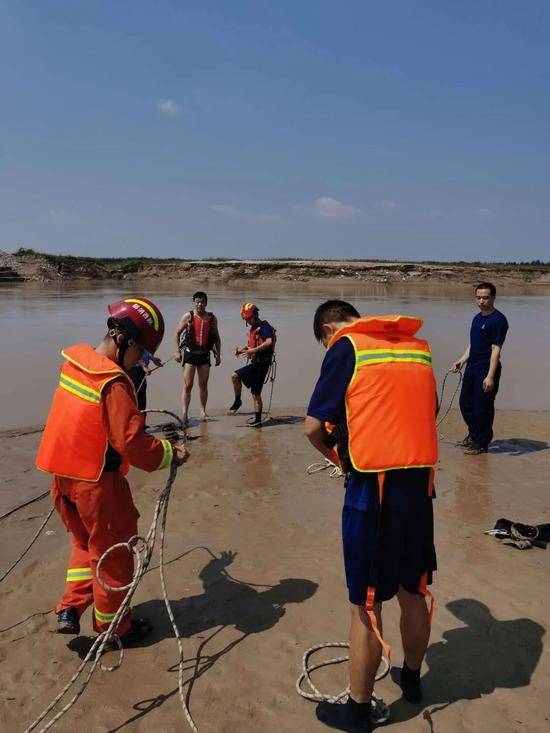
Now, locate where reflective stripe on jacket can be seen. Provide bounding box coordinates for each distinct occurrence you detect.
[329,315,438,473]
[36,344,172,481]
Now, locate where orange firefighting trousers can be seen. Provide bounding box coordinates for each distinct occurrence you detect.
[52,472,139,635]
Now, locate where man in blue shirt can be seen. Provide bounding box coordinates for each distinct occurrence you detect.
[452,282,508,454]
[305,300,437,733]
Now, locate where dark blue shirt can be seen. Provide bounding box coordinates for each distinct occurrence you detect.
[307,338,381,511]
[467,309,508,373]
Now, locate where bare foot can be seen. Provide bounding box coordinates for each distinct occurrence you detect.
[199,411,208,422]
[182,414,189,428]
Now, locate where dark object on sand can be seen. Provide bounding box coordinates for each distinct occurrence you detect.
[485,518,550,550]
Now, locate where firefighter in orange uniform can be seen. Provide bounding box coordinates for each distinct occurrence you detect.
[36,297,189,644]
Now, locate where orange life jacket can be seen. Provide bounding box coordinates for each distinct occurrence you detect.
[247,320,276,355]
[329,315,438,473]
[36,344,137,482]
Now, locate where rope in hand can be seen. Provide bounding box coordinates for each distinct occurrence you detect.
[306,458,344,479]
[23,409,198,733]
[135,355,175,395]
[436,369,462,438]
[296,641,390,722]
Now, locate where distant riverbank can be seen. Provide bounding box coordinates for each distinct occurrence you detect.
[2,249,550,289]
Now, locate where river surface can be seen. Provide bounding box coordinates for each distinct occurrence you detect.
[1,281,549,429]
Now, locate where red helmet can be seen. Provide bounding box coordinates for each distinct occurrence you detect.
[107,297,165,354]
[241,302,258,320]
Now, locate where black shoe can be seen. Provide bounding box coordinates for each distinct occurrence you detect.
[57,607,80,635]
[455,435,474,447]
[103,617,154,651]
[229,396,242,413]
[316,699,372,732]
[400,663,423,703]
[247,417,262,428]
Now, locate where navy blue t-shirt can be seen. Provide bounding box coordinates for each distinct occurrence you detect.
[467,309,508,373]
[307,338,381,511]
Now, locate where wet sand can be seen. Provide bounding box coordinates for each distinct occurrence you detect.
[1,409,549,732]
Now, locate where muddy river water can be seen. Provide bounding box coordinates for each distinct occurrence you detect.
[1,281,549,429]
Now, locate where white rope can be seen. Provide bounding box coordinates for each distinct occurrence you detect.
[23,408,198,733]
[0,506,55,583]
[296,641,390,721]
[306,458,344,478]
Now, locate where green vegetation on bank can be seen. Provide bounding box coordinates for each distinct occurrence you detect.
[12,248,550,268]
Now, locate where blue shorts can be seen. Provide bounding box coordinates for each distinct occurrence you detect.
[342,468,436,605]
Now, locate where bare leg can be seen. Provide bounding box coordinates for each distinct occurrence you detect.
[349,602,383,703]
[182,364,196,425]
[397,587,430,670]
[252,393,263,415]
[231,371,242,398]
[197,364,211,421]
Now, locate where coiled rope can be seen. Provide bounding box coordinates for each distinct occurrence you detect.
[22,408,198,733]
[296,641,390,721]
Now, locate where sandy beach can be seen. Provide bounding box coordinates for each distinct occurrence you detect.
[1,408,549,733]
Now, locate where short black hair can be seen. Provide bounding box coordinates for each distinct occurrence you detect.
[193,291,208,304]
[313,300,360,341]
[475,282,496,297]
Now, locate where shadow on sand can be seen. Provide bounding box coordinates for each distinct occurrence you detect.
[68,549,317,732]
[388,598,545,729]
[489,438,549,456]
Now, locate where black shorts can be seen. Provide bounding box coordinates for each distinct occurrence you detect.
[342,468,436,605]
[235,360,270,395]
[182,349,211,367]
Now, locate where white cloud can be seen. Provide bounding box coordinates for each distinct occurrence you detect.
[475,207,493,218]
[156,99,183,118]
[211,204,238,217]
[313,197,361,219]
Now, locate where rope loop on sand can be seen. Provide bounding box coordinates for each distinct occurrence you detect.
[22,408,199,733]
[296,641,390,721]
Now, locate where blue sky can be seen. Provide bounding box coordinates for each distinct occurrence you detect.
[1,1,549,261]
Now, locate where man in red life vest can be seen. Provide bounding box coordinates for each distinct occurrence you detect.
[305,301,438,732]
[173,291,221,425]
[36,297,189,643]
[229,303,275,427]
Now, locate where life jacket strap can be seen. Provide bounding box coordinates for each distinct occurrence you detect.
[364,471,392,664]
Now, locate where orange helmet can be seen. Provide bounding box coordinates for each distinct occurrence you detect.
[241,302,258,320]
[107,297,165,354]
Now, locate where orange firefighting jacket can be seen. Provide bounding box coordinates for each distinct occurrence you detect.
[36,344,173,481]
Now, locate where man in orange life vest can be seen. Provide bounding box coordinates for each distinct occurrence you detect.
[305,301,438,733]
[173,291,221,425]
[36,297,189,643]
[230,303,275,428]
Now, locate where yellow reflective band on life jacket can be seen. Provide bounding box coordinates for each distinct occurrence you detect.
[94,607,116,624]
[355,348,432,368]
[156,439,173,470]
[125,298,159,331]
[58,374,101,404]
[66,567,93,582]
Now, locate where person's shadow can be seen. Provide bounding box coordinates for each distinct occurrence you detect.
[92,549,317,732]
[389,598,545,727]
[489,438,549,455]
